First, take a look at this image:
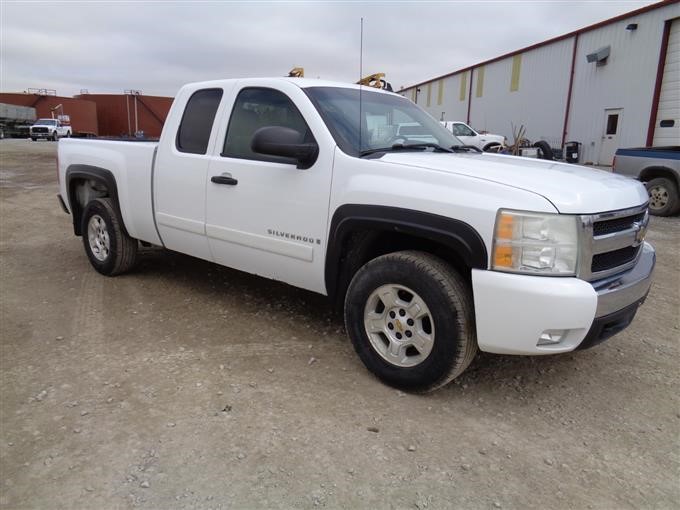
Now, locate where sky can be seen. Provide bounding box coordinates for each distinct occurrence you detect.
[1,0,658,98]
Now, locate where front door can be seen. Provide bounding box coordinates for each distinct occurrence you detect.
[204,83,334,294]
[599,108,623,166]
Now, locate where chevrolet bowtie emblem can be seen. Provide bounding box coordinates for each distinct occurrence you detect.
[632,221,647,246]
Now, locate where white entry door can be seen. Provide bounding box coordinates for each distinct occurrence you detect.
[599,108,623,166]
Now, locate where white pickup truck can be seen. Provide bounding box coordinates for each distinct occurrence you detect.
[31,118,71,141]
[57,78,655,392]
[440,121,506,152]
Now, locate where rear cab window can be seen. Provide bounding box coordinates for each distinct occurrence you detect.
[176,88,223,154]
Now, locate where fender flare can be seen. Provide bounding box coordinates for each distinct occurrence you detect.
[65,165,123,236]
[325,204,488,298]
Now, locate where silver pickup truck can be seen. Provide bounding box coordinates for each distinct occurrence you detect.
[613,147,680,216]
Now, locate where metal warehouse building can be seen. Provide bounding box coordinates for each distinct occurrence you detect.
[399,0,680,166]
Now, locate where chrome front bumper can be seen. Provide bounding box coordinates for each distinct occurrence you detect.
[592,242,655,318]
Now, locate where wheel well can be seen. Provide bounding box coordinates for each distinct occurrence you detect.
[66,165,123,236]
[639,166,679,188]
[68,178,111,235]
[483,142,500,151]
[330,229,473,310]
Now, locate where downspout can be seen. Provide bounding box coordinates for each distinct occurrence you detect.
[646,19,672,147]
[561,33,579,148]
[466,68,474,125]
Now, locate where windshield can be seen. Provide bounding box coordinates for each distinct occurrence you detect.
[305,87,462,156]
[34,119,57,126]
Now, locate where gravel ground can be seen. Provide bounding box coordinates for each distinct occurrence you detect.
[1,139,678,509]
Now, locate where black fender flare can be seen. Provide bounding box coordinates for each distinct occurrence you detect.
[65,165,122,236]
[325,204,488,298]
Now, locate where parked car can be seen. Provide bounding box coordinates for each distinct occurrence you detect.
[613,146,680,216]
[440,121,505,151]
[30,118,71,141]
[57,78,654,392]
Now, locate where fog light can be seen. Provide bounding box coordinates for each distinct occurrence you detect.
[537,329,566,346]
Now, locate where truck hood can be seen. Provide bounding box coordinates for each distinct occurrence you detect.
[379,152,648,214]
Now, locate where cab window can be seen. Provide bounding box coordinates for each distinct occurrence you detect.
[176,88,223,154]
[222,87,314,163]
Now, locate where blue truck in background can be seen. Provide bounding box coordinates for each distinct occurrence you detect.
[613,147,680,216]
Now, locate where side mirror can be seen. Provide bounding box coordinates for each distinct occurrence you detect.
[251,126,319,169]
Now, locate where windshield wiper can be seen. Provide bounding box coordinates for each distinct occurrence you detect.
[451,144,483,153]
[360,142,454,157]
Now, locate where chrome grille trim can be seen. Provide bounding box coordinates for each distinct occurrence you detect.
[577,203,649,282]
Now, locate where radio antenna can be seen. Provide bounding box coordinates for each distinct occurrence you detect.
[359,17,363,153]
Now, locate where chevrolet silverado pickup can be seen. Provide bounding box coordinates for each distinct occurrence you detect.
[57,78,655,392]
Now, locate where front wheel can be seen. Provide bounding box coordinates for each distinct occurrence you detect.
[483,143,501,153]
[646,177,680,216]
[344,251,477,392]
[51,131,58,141]
[81,198,138,276]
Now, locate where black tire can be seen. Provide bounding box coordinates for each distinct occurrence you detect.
[344,251,477,392]
[51,131,57,141]
[31,137,37,142]
[81,198,138,276]
[645,177,680,216]
[533,140,554,160]
[66,131,71,138]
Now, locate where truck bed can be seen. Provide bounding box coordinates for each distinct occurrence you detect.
[58,138,162,245]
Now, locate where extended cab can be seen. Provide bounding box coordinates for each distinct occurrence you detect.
[31,118,71,141]
[57,78,655,392]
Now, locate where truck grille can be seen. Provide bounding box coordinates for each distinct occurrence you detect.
[579,205,649,281]
[31,127,48,134]
[591,246,640,273]
[592,212,645,236]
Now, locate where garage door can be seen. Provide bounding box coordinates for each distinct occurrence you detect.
[653,18,680,146]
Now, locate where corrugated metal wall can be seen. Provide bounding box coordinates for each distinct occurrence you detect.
[469,38,573,147]
[76,94,173,138]
[567,3,679,164]
[401,1,680,163]
[414,71,470,122]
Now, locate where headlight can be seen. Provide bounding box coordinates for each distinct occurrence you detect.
[492,209,579,275]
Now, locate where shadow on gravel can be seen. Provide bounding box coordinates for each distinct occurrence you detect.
[130,246,591,394]
[133,246,339,321]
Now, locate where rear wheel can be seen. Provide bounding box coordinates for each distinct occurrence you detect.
[344,251,477,392]
[81,198,138,275]
[646,177,680,216]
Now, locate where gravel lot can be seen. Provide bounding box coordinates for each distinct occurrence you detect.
[1,139,678,509]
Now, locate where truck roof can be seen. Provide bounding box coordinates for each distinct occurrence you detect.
[182,77,397,95]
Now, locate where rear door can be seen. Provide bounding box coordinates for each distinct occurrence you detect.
[153,86,230,261]
[204,81,335,294]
